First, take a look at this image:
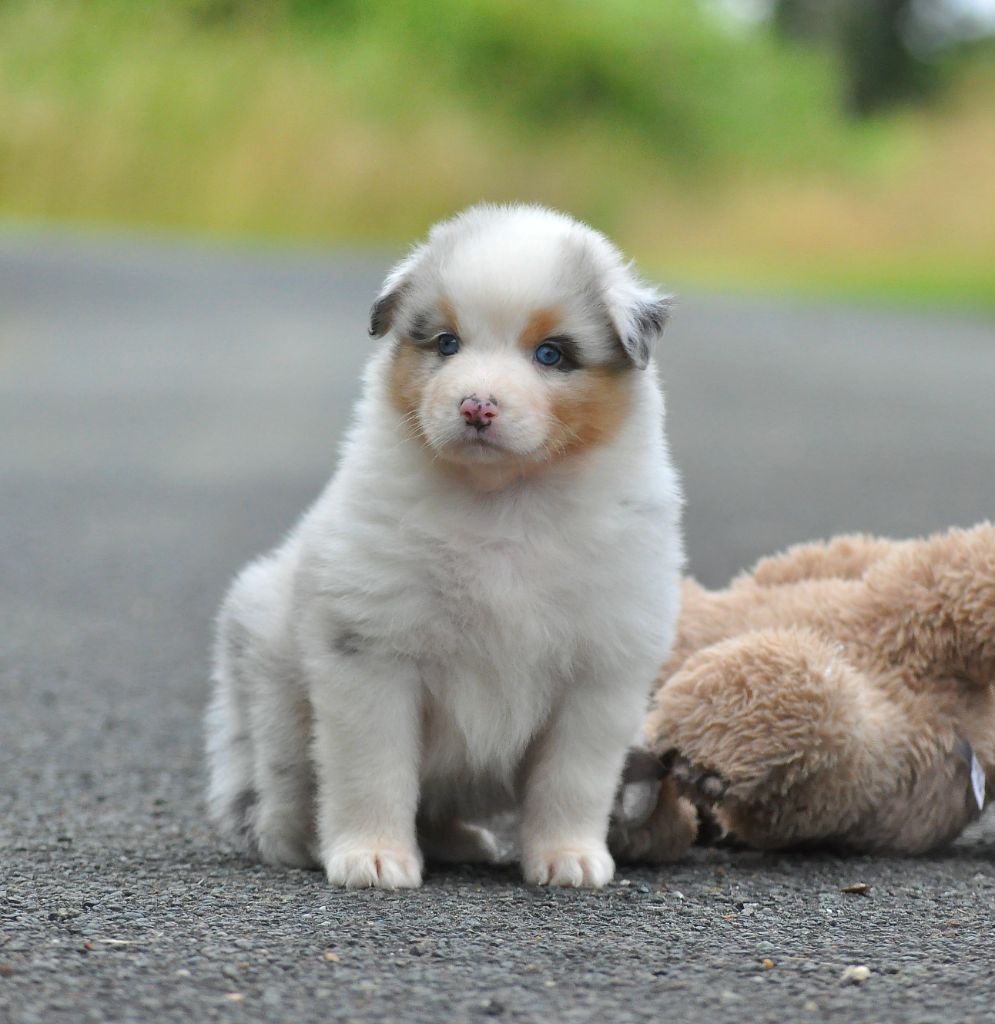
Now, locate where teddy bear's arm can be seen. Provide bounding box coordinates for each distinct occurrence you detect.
[748,535,898,588]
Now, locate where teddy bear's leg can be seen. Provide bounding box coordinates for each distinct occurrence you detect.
[748,535,898,588]
[647,628,907,850]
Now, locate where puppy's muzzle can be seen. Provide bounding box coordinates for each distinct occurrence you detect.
[459,394,499,432]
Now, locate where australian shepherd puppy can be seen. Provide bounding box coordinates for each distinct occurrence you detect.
[206,204,684,888]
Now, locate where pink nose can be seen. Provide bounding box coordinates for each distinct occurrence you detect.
[459,394,499,430]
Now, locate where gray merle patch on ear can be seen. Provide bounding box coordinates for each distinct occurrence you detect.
[368,244,427,339]
[599,263,673,369]
[369,291,401,339]
[619,295,672,370]
[633,297,671,341]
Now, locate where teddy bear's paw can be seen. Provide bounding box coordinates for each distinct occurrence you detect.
[670,752,730,803]
[610,790,699,864]
[695,805,728,845]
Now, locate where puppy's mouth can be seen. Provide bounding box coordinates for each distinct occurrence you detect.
[434,423,535,462]
[460,426,501,446]
[448,428,512,458]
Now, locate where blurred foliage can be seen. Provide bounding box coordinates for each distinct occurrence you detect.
[773,0,935,114]
[152,0,862,173]
[0,0,992,307]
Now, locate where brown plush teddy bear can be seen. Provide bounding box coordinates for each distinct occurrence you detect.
[610,523,995,862]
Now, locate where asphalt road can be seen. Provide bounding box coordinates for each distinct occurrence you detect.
[2,230,994,1024]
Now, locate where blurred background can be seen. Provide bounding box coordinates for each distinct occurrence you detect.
[2,0,994,308]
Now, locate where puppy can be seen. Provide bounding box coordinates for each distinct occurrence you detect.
[205,204,684,888]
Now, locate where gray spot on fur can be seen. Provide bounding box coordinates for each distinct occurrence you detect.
[226,621,252,666]
[229,788,258,843]
[269,760,303,782]
[619,498,664,515]
[407,310,432,341]
[333,627,365,656]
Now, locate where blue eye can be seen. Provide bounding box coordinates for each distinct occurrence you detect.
[437,332,460,356]
[535,342,562,367]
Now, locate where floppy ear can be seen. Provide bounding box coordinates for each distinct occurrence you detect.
[368,245,426,339]
[603,279,672,370]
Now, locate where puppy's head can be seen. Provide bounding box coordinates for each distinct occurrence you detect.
[371,204,670,481]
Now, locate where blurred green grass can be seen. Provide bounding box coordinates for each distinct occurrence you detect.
[1,0,993,309]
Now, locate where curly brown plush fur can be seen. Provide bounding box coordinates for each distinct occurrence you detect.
[611,523,995,861]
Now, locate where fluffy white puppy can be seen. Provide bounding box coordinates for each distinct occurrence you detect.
[206,204,684,889]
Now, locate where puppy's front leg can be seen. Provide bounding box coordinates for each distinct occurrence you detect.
[308,648,423,889]
[521,683,645,888]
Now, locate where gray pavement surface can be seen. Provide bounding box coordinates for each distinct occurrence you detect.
[2,230,995,1024]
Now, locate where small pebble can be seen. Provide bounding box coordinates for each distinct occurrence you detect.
[840,883,872,897]
[762,959,775,970]
[841,965,871,984]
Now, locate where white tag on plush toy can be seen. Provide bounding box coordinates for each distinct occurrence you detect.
[970,752,986,811]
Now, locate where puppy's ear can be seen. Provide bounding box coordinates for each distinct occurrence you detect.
[369,245,426,339]
[604,279,672,370]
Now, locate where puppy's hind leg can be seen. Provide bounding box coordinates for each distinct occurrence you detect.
[205,614,260,858]
[247,660,319,870]
[208,575,318,870]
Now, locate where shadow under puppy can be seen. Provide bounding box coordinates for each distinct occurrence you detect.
[206,204,684,888]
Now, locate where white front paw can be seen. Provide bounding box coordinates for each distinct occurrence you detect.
[323,839,423,890]
[522,841,615,888]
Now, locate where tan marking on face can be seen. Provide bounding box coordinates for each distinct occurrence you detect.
[548,367,633,458]
[389,294,462,445]
[387,341,429,444]
[516,308,562,355]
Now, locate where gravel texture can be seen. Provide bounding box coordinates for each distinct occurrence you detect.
[2,232,994,1024]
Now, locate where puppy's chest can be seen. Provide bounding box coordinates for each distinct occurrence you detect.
[404,525,594,659]
[411,532,579,772]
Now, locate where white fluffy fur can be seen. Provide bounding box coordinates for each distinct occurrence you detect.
[206,204,684,888]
